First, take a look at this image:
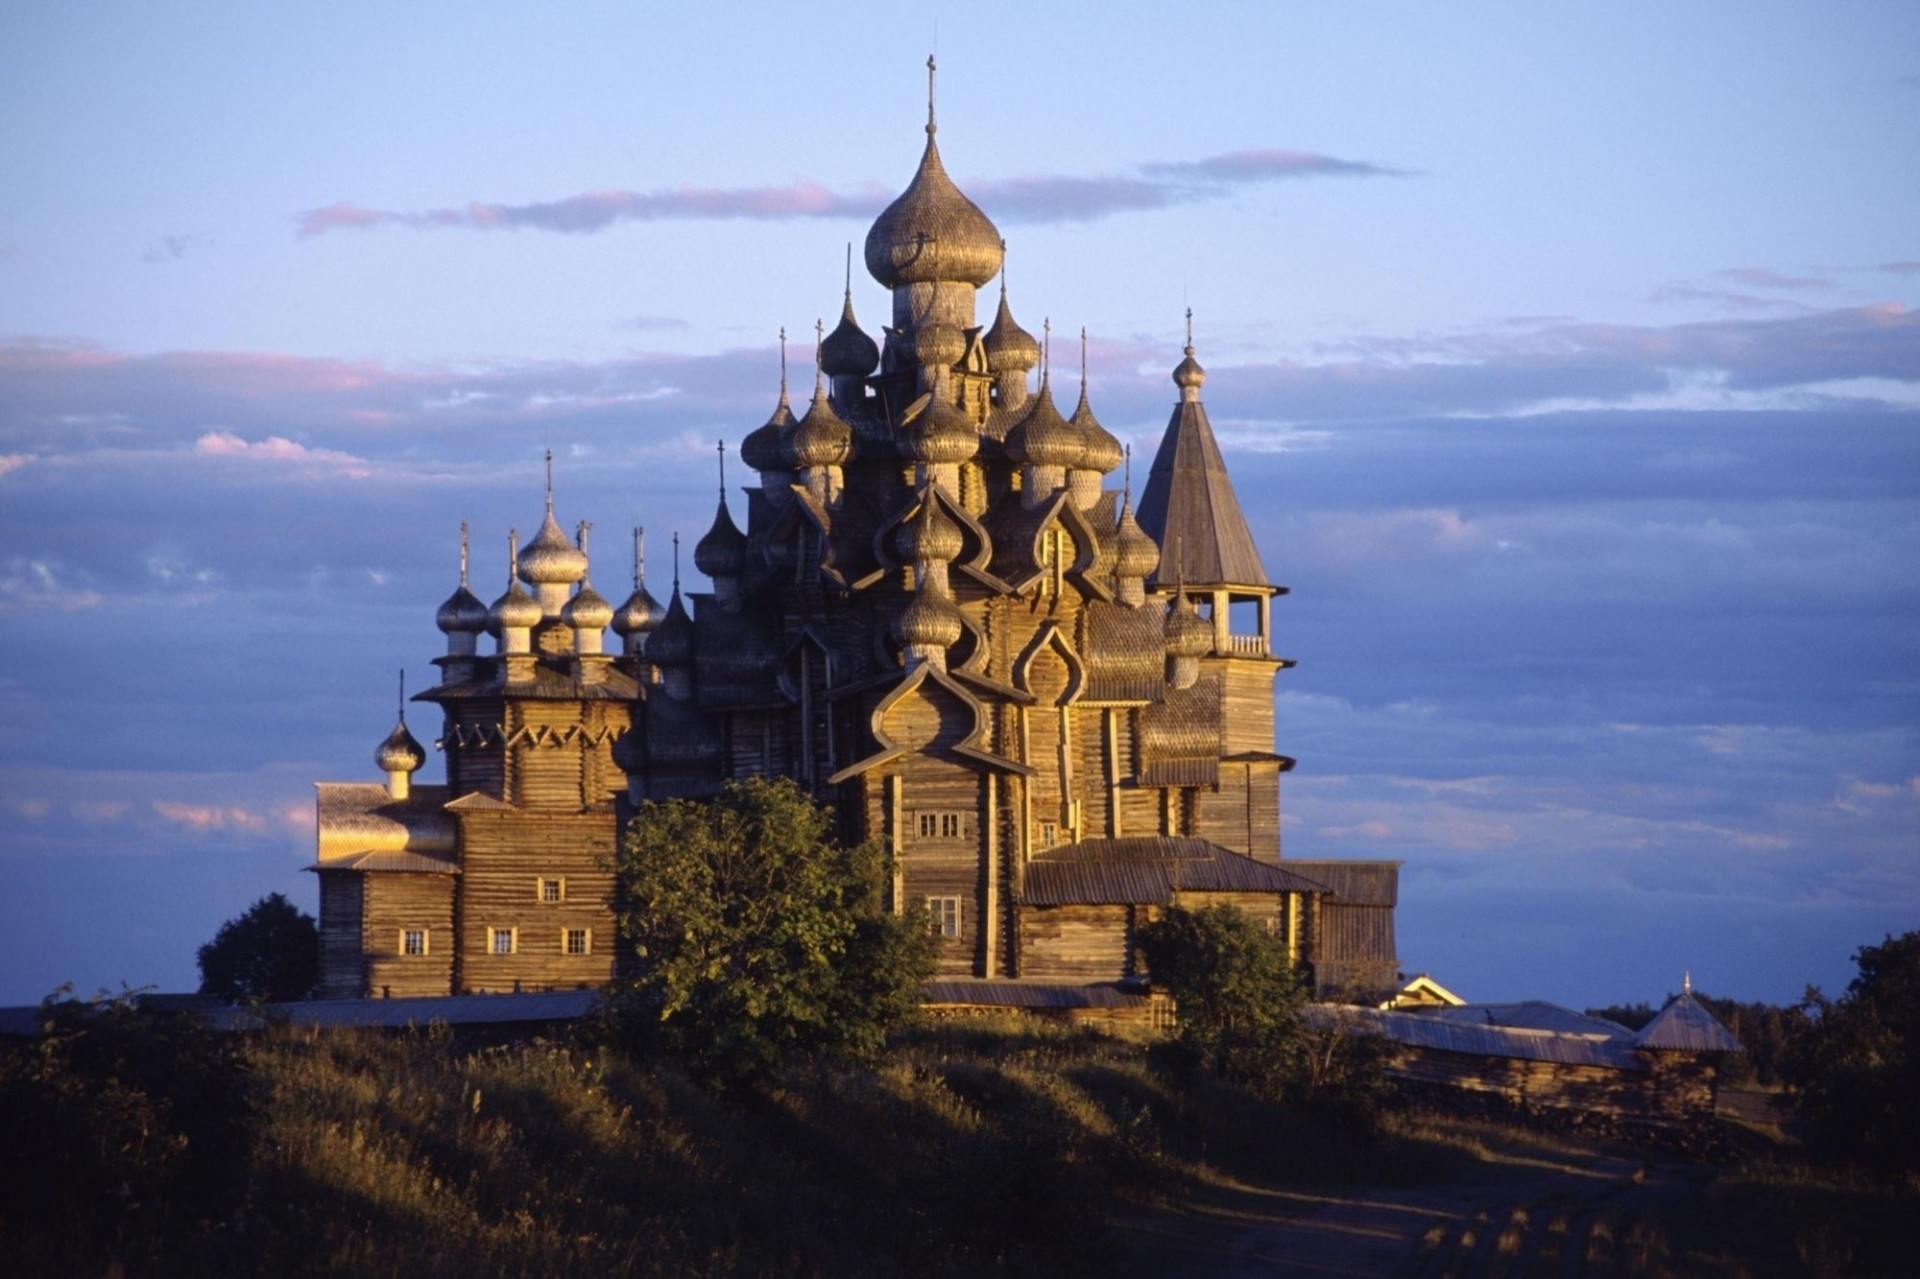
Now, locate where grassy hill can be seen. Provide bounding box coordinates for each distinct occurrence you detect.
[1,1001,1910,1277]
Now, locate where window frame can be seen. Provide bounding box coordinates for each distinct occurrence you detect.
[537,877,565,904]
[489,926,518,956]
[564,927,592,957]
[400,928,429,957]
[925,895,962,939]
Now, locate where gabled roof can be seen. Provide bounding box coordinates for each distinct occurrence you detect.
[1634,991,1744,1053]
[1136,397,1270,588]
[1023,836,1329,906]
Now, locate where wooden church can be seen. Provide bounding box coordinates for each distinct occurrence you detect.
[312,71,1401,1003]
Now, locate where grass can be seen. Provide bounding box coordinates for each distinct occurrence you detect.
[3,1008,1914,1277]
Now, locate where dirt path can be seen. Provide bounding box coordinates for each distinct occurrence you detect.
[1116,1138,1706,1278]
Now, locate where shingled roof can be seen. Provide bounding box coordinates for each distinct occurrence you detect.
[1136,396,1269,588]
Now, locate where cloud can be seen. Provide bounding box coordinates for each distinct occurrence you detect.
[296,147,1405,237]
[620,314,692,332]
[141,233,209,264]
[0,558,102,616]
[0,454,30,478]
[1880,261,1920,275]
[151,801,270,833]
[193,430,372,476]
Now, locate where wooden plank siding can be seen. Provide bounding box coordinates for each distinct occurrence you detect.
[361,873,457,998]
[1020,904,1130,981]
[317,872,366,999]
[455,810,618,993]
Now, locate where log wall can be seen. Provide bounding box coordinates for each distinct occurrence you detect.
[455,810,618,993]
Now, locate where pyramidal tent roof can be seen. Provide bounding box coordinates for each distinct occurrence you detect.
[1135,396,1270,588]
[1633,991,1744,1053]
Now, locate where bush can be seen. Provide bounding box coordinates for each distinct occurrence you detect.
[610,777,938,1082]
[1786,930,1920,1177]
[1136,904,1308,1096]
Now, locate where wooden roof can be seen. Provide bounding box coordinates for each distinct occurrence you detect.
[1633,992,1744,1053]
[921,980,1151,1010]
[1023,836,1329,906]
[1321,1006,1649,1072]
[1281,859,1402,907]
[1136,397,1270,588]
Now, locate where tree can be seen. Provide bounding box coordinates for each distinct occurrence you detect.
[196,892,319,1003]
[1786,930,1920,1176]
[611,777,938,1081]
[1136,904,1309,1096]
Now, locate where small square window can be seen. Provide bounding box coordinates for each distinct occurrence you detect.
[565,928,591,956]
[401,929,428,956]
[491,927,516,955]
[925,896,962,939]
[917,813,937,838]
[1037,821,1058,848]
[538,878,564,904]
[941,812,961,838]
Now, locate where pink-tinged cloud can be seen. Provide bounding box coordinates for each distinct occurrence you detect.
[152,801,269,833]
[193,430,372,475]
[75,800,133,822]
[0,454,30,478]
[296,148,1405,237]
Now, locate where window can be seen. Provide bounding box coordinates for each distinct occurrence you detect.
[490,927,516,955]
[401,929,428,956]
[914,811,972,840]
[925,896,962,939]
[538,878,565,904]
[565,928,592,957]
[1036,820,1058,848]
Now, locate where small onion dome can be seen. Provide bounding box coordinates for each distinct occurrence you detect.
[900,393,978,466]
[983,288,1040,373]
[518,511,589,586]
[865,133,1005,289]
[693,500,748,579]
[562,580,614,632]
[1004,381,1085,468]
[647,591,696,666]
[489,578,542,634]
[611,581,663,638]
[1071,388,1124,474]
[821,295,880,378]
[435,583,489,636]
[894,589,965,649]
[913,322,967,371]
[1164,593,1213,658]
[894,499,965,565]
[1172,344,1207,392]
[788,390,853,469]
[739,390,797,473]
[375,719,426,776]
[1114,501,1161,580]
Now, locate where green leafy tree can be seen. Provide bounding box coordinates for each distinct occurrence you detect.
[196,891,319,1003]
[612,777,938,1081]
[1136,904,1308,1096]
[1786,930,1920,1176]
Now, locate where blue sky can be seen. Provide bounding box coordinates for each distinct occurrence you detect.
[2,2,1916,1009]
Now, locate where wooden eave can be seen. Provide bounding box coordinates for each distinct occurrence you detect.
[825,662,1032,785]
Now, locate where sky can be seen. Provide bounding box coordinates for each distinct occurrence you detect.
[2,2,1916,1011]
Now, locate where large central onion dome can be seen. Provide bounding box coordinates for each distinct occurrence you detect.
[864,83,1004,289]
[519,508,588,586]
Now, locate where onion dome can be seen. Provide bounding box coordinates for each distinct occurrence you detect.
[821,290,880,379]
[900,392,978,466]
[612,581,662,637]
[489,577,542,634]
[913,322,967,372]
[1172,343,1207,392]
[894,498,965,564]
[864,61,1004,289]
[739,342,797,474]
[693,499,748,579]
[1113,499,1161,580]
[1004,379,1085,468]
[562,579,613,632]
[375,718,426,776]
[437,583,488,636]
[895,589,965,649]
[983,284,1040,373]
[1072,390,1124,474]
[789,385,853,469]
[519,508,588,587]
[647,590,695,667]
[1164,592,1213,658]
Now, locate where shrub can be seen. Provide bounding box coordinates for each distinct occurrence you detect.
[197,891,319,1003]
